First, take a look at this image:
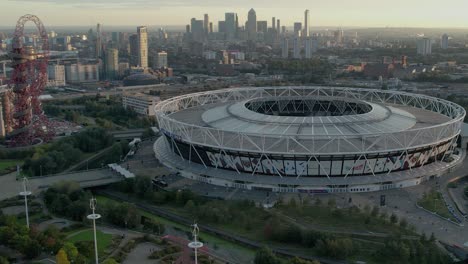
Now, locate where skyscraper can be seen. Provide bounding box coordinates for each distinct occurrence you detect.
[304,10,310,37]
[209,22,213,34]
[335,29,344,44]
[129,34,138,66]
[277,19,281,36]
[246,8,257,40]
[225,13,237,41]
[417,38,432,55]
[191,18,204,42]
[96,23,102,59]
[137,26,148,68]
[272,17,276,31]
[294,22,302,37]
[257,21,268,33]
[111,32,119,45]
[293,37,301,59]
[281,38,289,58]
[441,34,449,49]
[305,38,312,59]
[218,21,226,33]
[105,48,118,80]
[156,51,168,69]
[204,14,210,35]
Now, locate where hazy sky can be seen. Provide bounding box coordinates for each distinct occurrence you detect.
[1,0,468,28]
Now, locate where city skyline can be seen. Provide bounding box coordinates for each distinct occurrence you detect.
[2,0,468,28]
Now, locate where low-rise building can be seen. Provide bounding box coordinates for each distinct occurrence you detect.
[65,63,99,83]
[122,92,160,116]
[47,64,66,87]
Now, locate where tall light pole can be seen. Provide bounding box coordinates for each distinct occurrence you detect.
[188,223,203,264]
[87,197,101,264]
[19,177,31,229]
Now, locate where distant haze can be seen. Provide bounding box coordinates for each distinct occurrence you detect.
[2,0,468,29]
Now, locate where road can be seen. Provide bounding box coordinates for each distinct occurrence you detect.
[0,169,122,201]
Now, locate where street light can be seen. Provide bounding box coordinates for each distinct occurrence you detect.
[87,197,101,264]
[19,177,31,229]
[188,223,203,264]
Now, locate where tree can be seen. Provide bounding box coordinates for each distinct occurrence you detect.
[56,249,70,264]
[0,256,9,264]
[390,213,398,224]
[184,200,196,215]
[102,259,118,264]
[62,242,78,263]
[134,176,152,198]
[371,206,379,217]
[21,239,41,259]
[288,257,321,264]
[254,246,281,264]
[289,198,297,208]
[399,218,408,229]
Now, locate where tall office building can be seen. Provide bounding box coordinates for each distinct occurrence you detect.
[156,51,168,69]
[335,29,344,44]
[137,26,148,68]
[204,14,210,35]
[304,10,310,37]
[277,19,281,36]
[111,32,119,45]
[281,38,289,58]
[105,48,119,80]
[246,8,257,40]
[417,38,432,55]
[294,23,302,37]
[305,38,313,59]
[257,21,268,33]
[272,17,276,31]
[293,38,301,59]
[191,18,204,42]
[225,13,237,40]
[441,34,449,50]
[129,34,138,66]
[218,21,226,33]
[96,23,102,59]
[209,22,213,33]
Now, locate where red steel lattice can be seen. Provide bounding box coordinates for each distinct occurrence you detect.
[6,14,52,146]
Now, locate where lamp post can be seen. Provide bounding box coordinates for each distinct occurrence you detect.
[87,197,101,264]
[188,223,203,264]
[19,177,31,229]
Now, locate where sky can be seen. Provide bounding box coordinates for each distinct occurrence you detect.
[1,0,468,29]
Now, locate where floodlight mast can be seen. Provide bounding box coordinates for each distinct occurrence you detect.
[18,177,31,228]
[87,197,101,264]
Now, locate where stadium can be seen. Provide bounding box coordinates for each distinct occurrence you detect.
[154,86,465,193]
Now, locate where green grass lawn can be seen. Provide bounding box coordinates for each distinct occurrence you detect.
[418,190,457,222]
[67,229,113,255]
[0,159,22,175]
